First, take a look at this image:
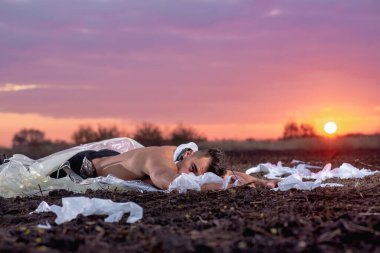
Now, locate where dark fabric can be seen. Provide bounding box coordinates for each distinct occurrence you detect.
[50,149,120,178]
[0,154,8,165]
[175,148,192,162]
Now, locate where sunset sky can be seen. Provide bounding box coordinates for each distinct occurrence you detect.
[1,0,380,147]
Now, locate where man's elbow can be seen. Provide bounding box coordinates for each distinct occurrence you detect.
[154,179,170,190]
[201,183,223,191]
[150,172,177,190]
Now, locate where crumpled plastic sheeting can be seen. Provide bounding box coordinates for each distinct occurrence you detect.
[31,197,143,224]
[273,174,344,191]
[0,138,143,198]
[81,175,160,192]
[37,221,52,230]
[246,162,378,191]
[168,172,238,193]
[173,142,199,163]
[306,163,378,181]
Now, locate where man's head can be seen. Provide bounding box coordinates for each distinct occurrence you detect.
[176,148,226,176]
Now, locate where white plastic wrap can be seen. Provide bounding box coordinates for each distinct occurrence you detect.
[31,197,143,224]
[246,161,378,191]
[80,175,160,192]
[0,138,143,198]
[168,172,236,193]
[173,142,198,163]
[37,221,52,229]
[275,174,321,191]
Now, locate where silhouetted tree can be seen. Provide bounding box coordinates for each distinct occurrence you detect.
[11,129,70,159]
[72,125,123,145]
[282,122,317,139]
[12,129,46,147]
[283,122,299,139]
[299,123,317,138]
[169,124,206,145]
[72,126,98,144]
[133,122,164,146]
[97,125,123,140]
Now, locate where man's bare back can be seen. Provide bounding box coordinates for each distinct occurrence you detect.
[93,146,179,187]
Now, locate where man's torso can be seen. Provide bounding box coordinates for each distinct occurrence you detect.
[93,146,177,181]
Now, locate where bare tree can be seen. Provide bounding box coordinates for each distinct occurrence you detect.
[72,125,98,145]
[12,129,70,159]
[97,125,123,140]
[12,129,46,147]
[299,123,317,138]
[72,125,123,145]
[133,122,164,146]
[282,122,317,139]
[282,122,300,140]
[169,124,206,145]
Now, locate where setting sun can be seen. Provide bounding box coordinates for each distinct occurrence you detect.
[324,121,338,135]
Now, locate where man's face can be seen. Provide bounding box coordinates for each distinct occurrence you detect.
[177,151,211,176]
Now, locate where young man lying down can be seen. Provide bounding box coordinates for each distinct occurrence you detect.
[54,144,277,190]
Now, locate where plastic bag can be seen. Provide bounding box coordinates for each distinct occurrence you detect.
[80,175,160,192]
[31,197,143,224]
[168,172,226,193]
[247,161,378,191]
[274,174,321,191]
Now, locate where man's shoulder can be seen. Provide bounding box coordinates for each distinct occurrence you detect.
[141,146,177,171]
[141,146,176,152]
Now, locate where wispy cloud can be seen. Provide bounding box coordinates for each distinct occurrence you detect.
[0,83,93,92]
[266,8,285,17]
[0,83,50,92]
[73,27,98,35]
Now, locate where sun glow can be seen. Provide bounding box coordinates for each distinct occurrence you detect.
[324,121,337,135]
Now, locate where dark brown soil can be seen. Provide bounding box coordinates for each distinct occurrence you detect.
[1,149,380,253]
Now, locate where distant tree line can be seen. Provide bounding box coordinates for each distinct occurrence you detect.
[10,123,206,158]
[8,121,319,158]
[11,129,70,159]
[71,123,206,146]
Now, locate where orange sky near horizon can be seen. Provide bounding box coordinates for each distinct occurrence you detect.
[1,1,379,147]
[1,108,379,147]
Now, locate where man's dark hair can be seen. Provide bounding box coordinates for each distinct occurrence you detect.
[198,148,226,176]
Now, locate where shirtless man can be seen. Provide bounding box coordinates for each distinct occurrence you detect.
[63,146,277,190]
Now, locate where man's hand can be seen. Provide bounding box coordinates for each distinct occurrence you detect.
[226,175,256,188]
[200,183,224,191]
[224,170,280,189]
[264,179,280,189]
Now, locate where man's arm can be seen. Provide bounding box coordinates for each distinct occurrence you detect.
[200,183,224,191]
[149,168,178,190]
[150,167,226,191]
[224,170,278,188]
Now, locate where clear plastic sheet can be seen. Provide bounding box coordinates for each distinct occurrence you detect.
[80,175,160,192]
[31,197,143,224]
[0,138,143,198]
